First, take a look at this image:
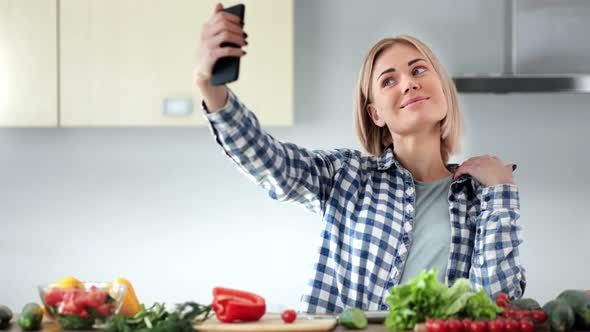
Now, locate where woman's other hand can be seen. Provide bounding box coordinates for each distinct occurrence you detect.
[453,155,515,187]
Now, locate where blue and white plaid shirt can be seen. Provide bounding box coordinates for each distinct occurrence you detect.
[203,89,526,314]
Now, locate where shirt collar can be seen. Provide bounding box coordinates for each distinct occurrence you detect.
[375,147,399,170]
[375,148,474,185]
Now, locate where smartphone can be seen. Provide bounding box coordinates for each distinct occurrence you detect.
[211,4,245,86]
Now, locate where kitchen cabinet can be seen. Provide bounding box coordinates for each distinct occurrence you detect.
[59,0,293,127]
[0,0,58,127]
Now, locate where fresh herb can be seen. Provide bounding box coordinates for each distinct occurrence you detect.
[104,302,212,332]
[59,314,94,330]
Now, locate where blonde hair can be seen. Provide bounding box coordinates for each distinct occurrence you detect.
[353,35,463,163]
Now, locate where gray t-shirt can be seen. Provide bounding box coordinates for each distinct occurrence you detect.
[399,174,454,284]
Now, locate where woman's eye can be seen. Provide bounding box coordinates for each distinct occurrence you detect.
[383,78,395,87]
[412,67,426,75]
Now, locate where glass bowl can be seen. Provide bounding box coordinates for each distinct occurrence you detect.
[38,281,127,330]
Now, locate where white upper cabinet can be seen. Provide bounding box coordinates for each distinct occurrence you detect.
[59,0,293,127]
[0,0,58,127]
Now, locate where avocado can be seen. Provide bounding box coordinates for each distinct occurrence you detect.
[18,303,43,331]
[0,305,13,330]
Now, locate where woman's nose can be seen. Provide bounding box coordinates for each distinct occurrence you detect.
[402,78,420,94]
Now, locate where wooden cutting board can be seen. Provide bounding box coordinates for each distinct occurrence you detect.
[193,313,338,332]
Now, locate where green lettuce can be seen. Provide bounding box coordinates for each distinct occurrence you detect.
[384,270,503,332]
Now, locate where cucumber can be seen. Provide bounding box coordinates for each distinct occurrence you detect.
[339,307,368,330]
[18,303,43,331]
[512,298,541,310]
[557,290,590,328]
[543,299,575,332]
[0,305,13,330]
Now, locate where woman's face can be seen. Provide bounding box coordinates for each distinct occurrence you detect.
[368,43,447,138]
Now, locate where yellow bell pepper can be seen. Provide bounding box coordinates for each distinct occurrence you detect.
[50,276,83,289]
[111,278,140,317]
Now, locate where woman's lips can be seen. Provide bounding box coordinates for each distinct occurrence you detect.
[401,97,430,109]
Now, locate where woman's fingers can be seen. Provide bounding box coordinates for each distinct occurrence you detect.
[209,30,247,48]
[213,47,246,60]
[453,164,471,179]
[202,18,244,41]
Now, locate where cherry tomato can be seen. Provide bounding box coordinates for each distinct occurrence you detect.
[495,293,510,308]
[447,318,463,332]
[496,293,509,303]
[281,310,297,324]
[488,320,505,332]
[462,319,473,332]
[496,298,509,308]
[514,310,530,321]
[504,319,519,332]
[433,320,449,332]
[469,320,487,332]
[520,319,534,332]
[426,319,436,332]
[501,309,516,318]
[530,310,547,324]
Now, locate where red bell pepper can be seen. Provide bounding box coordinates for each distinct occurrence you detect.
[212,287,266,323]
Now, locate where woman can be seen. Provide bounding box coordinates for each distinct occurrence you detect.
[194,4,526,313]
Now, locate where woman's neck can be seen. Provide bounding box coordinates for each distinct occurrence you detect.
[391,130,451,183]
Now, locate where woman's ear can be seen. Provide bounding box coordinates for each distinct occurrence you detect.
[367,104,386,127]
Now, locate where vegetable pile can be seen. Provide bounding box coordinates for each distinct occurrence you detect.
[385,269,503,331]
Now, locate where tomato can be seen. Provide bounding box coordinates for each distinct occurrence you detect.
[488,320,505,332]
[426,319,436,332]
[520,319,534,332]
[504,319,519,332]
[468,320,487,332]
[530,310,547,324]
[63,289,80,302]
[60,298,80,315]
[86,289,108,309]
[514,310,530,321]
[447,318,463,332]
[79,309,89,319]
[462,319,473,332]
[74,293,90,309]
[430,320,449,332]
[44,289,65,306]
[95,303,114,317]
[501,309,515,318]
[281,310,297,324]
[496,293,509,303]
[496,293,510,308]
[496,298,509,308]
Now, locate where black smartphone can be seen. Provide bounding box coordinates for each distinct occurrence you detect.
[211,4,245,86]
